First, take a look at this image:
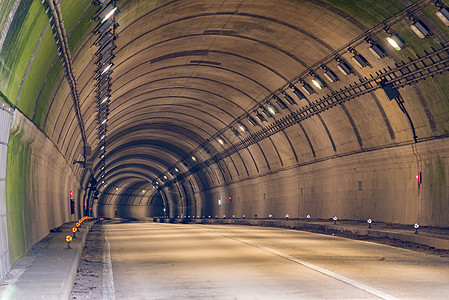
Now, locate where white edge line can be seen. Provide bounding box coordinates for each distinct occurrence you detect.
[102,225,116,300]
[226,234,399,300]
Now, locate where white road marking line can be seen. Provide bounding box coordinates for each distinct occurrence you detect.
[102,225,116,300]
[222,233,399,300]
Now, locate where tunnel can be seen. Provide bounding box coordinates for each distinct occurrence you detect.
[1,0,449,297]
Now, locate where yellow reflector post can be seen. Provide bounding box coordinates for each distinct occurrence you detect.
[66,235,72,243]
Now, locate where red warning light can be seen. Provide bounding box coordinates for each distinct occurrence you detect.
[416,172,422,184]
[69,190,73,197]
[229,196,232,200]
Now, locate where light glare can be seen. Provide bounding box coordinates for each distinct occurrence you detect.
[102,7,117,23]
[386,37,401,51]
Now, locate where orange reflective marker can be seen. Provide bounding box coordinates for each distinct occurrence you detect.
[76,222,80,227]
[66,235,72,249]
[72,227,77,238]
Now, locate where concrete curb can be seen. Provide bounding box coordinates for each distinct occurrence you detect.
[155,218,449,251]
[0,220,95,300]
[59,221,94,300]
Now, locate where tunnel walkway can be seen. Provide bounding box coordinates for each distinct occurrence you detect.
[104,223,449,299]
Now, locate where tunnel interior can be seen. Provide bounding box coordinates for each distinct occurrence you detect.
[1,0,449,278]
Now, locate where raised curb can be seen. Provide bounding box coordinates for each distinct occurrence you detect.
[60,221,94,300]
[155,218,449,250]
[0,220,94,300]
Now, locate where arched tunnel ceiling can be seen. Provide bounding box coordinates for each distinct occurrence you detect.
[6,0,449,206]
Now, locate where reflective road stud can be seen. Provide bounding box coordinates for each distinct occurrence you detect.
[66,235,72,249]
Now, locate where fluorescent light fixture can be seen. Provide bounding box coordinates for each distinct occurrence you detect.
[323,69,339,82]
[97,31,114,47]
[98,42,116,57]
[99,4,117,23]
[336,61,353,75]
[291,86,306,100]
[97,73,110,85]
[262,107,273,118]
[101,97,109,104]
[96,18,114,35]
[256,112,267,122]
[100,145,105,150]
[311,77,325,89]
[368,44,385,59]
[115,187,119,190]
[238,123,247,132]
[410,21,429,39]
[284,94,296,105]
[436,8,449,26]
[301,83,315,95]
[100,134,105,140]
[100,154,105,159]
[142,190,146,193]
[218,138,225,145]
[248,116,257,126]
[102,7,117,23]
[351,54,369,68]
[191,156,197,161]
[276,98,287,109]
[386,35,403,51]
[267,103,279,114]
[101,118,107,125]
[174,168,179,172]
[98,51,114,65]
[101,64,112,75]
[163,175,168,179]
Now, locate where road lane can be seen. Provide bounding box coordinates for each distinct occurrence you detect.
[104,223,449,299]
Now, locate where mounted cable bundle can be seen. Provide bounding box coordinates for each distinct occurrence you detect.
[44,0,91,166]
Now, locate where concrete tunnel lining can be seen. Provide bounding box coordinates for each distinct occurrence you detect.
[0,0,449,279]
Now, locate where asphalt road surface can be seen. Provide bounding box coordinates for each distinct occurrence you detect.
[104,223,449,299]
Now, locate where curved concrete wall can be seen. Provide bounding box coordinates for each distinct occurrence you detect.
[190,138,449,226]
[0,103,12,279]
[6,111,83,264]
